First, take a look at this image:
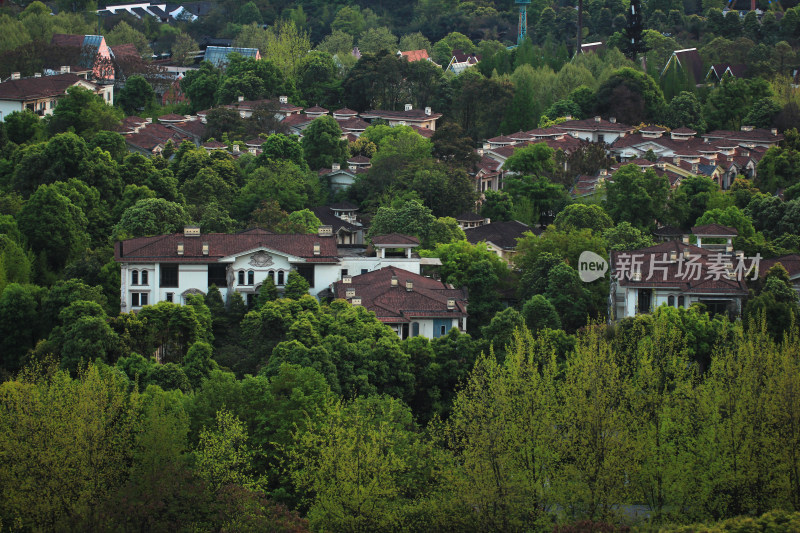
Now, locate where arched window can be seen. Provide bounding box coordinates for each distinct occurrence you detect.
[277,270,285,285]
[247,270,254,285]
[678,296,685,308]
[238,270,245,285]
[141,270,149,285]
[131,270,138,285]
[668,295,675,307]
[268,270,275,283]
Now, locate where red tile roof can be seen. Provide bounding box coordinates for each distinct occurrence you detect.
[51,34,85,47]
[158,113,186,121]
[332,266,467,321]
[400,49,430,62]
[111,43,140,59]
[282,113,313,127]
[337,116,370,131]
[347,155,371,164]
[124,123,187,152]
[115,231,339,263]
[671,127,697,135]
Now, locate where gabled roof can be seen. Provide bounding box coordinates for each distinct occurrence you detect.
[331,266,467,321]
[336,116,370,131]
[347,155,371,164]
[371,234,420,246]
[311,207,361,234]
[556,117,632,133]
[456,212,484,221]
[663,48,704,84]
[653,225,684,237]
[304,105,329,113]
[124,122,187,152]
[115,231,339,263]
[464,220,534,249]
[760,255,800,279]
[360,108,442,121]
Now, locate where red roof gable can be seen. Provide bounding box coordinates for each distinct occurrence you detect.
[400,49,430,62]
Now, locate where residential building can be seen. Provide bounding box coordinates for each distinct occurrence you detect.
[554,116,634,144]
[114,227,427,313]
[661,48,705,85]
[50,34,114,83]
[330,266,467,339]
[0,71,113,121]
[360,104,442,131]
[464,220,535,264]
[203,46,260,68]
[610,231,750,320]
[446,50,480,74]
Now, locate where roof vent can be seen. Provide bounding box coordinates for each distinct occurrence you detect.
[683,250,691,259]
[594,116,601,122]
[238,95,244,102]
[313,242,321,255]
[202,242,209,255]
[60,66,70,74]
[343,275,352,284]
[184,226,200,237]
[670,250,677,261]
[332,162,340,170]
[346,288,356,298]
[447,298,455,310]
[682,235,689,244]
[349,164,357,171]
[318,225,332,237]
[177,242,184,255]
[477,148,484,156]
[391,276,398,287]
[279,95,288,104]
[726,244,733,253]
[351,297,361,306]
[609,117,616,123]
[483,142,490,150]
[406,280,413,292]
[405,103,413,111]
[425,106,431,116]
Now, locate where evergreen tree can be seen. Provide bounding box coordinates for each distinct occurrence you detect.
[283,271,310,299]
[623,0,648,64]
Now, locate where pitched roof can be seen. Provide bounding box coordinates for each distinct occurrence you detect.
[124,123,187,152]
[760,255,800,278]
[464,220,534,249]
[332,108,358,116]
[691,224,738,236]
[51,34,85,47]
[400,49,430,62]
[371,234,420,246]
[336,116,370,131]
[611,241,748,294]
[111,43,140,59]
[556,117,632,133]
[331,266,467,321]
[360,108,443,121]
[653,225,684,236]
[115,231,339,263]
[0,73,92,101]
[158,113,187,122]
[667,48,704,84]
[311,207,361,234]
[671,127,697,135]
[347,155,371,164]
[304,105,329,113]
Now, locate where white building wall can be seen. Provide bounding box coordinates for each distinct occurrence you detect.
[0,101,23,122]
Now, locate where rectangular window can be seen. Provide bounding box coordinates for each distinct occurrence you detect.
[598,134,605,143]
[361,269,368,275]
[341,268,348,278]
[165,292,174,303]
[141,293,148,306]
[208,264,227,287]
[160,265,179,287]
[131,292,148,307]
[141,270,148,285]
[296,265,315,288]
[238,270,245,285]
[131,293,139,307]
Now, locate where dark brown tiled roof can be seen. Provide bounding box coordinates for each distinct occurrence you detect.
[115,231,339,263]
[304,105,329,113]
[671,127,696,135]
[653,225,684,236]
[311,207,361,234]
[169,120,206,139]
[0,73,89,100]
[51,34,85,47]
[333,108,358,116]
[691,224,738,236]
[158,113,186,121]
[611,241,748,294]
[332,266,467,321]
[361,108,443,121]
[111,43,140,59]
[760,255,800,278]
[704,129,783,143]
[347,155,371,164]
[328,201,359,210]
[337,116,370,131]
[203,140,226,149]
[371,234,420,246]
[125,123,187,152]
[456,212,484,221]
[464,220,534,249]
[282,114,313,127]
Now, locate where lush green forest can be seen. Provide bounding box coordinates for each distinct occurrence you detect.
[0,0,799,530]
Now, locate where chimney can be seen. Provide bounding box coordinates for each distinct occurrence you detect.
[332,162,340,170]
[279,95,288,104]
[594,116,601,122]
[202,242,209,255]
[177,242,184,255]
[772,128,778,135]
[232,144,240,152]
[632,271,642,281]
[10,72,20,80]
[318,225,332,237]
[391,276,398,287]
[682,235,690,244]
[313,242,321,255]
[405,103,413,111]
[405,280,413,292]
[447,298,455,310]
[60,65,70,74]
[349,164,357,171]
[34,73,41,78]
[683,249,691,259]
[184,226,201,237]
[477,148,484,156]
[425,106,431,116]
[238,95,244,103]
[351,298,361,306]
[483,142,490,150]
[670,250,678,261]
[343,275,352,284]
[346,288,356,298]
[609,117,616,123]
